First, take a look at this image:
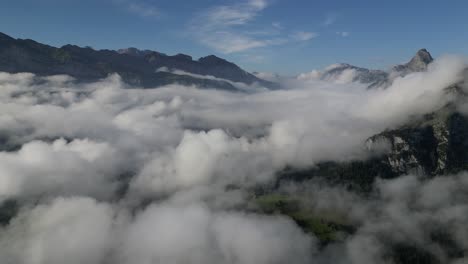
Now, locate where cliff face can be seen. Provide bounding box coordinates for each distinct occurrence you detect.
[367,110,468,177]
[279,87,468,192]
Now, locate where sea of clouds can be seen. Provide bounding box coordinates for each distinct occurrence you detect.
[0,55,467,264]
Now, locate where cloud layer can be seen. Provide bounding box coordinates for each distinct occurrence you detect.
[0,55,467,263]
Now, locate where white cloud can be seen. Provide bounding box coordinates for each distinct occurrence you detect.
[0,197,115,264]
[190,0,275,54]
[0,54,467,263]
[113,0,160,18]
[200,0,269,29]
[0,138,123,201]
[199,33,271,54]
[292,31,318,41]
[336,31,350,37]
[0,56,464,201]
[190,0,316,53]
[119,203,314,264]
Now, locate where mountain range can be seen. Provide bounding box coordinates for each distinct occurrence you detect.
[0,32,441,92]
[0,32,276,91]
[1,32,468,264]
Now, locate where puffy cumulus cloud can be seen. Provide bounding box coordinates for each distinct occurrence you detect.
[0,54,466,264]
[131,129,274,195]
[359,56,466,123]
[0,197,315,264]
[0,138,123,202]
[0,197,115,264]
[119,203,314,264]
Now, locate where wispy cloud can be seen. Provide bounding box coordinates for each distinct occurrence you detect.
[113,0,161,18]
[272,22,283,30]
[189,0,270,53]
[336,31,350,37]
[203,0,268,27]
[323,13,338,26]
[203,33,272,54]
[292,31,318,41]
[190,0,316,54]
[128,2,160,18]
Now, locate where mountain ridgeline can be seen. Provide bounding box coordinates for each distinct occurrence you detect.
[280,52,468,193]
[318,49,434,88]
[281,50,468,195]
[1,31,468,264]
[0,32,276,91]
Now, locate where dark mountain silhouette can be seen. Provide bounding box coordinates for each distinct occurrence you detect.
[0,32,277,91]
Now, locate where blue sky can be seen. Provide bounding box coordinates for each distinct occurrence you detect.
[1,0,467,74]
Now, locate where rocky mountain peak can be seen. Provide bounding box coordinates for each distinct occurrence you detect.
[407,48,434,71]
[393,49,434,73]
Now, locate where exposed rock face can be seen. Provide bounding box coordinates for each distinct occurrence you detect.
[393,48,434,74]
[366,87,468,177]
[0,32,276,90]
[279,89,468,192]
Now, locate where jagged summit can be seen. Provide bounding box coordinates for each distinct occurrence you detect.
[406,48,434,71]
[393,48,434,73]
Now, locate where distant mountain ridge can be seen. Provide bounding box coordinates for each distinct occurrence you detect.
[305,49,435,88]
[393,48,434,74]
[0,32,276,90]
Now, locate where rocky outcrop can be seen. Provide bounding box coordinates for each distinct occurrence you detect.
[279,90,468,192]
